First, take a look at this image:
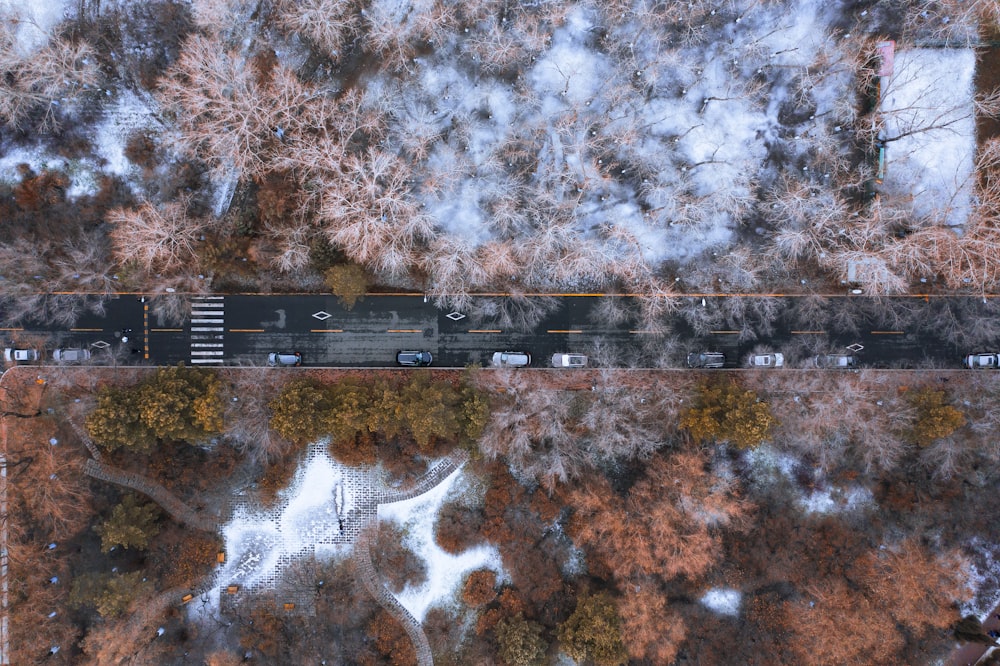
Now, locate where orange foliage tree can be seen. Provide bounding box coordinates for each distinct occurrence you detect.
[568,450,750,583]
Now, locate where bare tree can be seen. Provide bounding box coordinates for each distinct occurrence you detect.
[276,0,360,56]
[0,14,99,131]
[107,199,204,271]
[221,367,293,465]
[157,34,317,179]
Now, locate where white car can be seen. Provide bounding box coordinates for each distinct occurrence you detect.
[748,353,784,368]
[965,353,1000,369]
[551,353,587,368]
[4,348,39,362]
[53,348,91,362]
[491,351,530,368]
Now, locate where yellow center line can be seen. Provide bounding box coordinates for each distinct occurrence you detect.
[70,327,103,332]
[0,328,23,331]
[871,330,905,335]
[710,330,739,334]
[311,329,344,333]
[150,328,183,332]
[468,329,502,333]
[388,329,422,333]
[629,330,659,334]
[229,328,265,333]
[791,330,825,334]
[547,329,583,334]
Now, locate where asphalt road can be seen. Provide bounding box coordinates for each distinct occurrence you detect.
[0,293,988,368]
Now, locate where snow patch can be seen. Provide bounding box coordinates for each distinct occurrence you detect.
[94,90,158,178]
[190,443,363,620]
[0,0,69,56]
[378,465,502,622]
[799,485,874,515]
[880,48,976,227]
[961,537,1000,620]
[700,587,742,616]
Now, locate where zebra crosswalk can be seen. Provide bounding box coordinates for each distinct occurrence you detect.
[189,296,224,364]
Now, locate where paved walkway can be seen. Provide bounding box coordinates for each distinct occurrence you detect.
[83,459,218,532]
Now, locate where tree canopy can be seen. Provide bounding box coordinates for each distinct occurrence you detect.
[95,494,161,552]
[268,375,488,462]
[324,263,368,310]
[906,387,966,445]
[680,378,777,449]
[86,364,224,452]
[557,592,628,666]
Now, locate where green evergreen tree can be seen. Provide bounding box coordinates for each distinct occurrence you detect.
[95,494,161,552]
[907,387,966,446]
[85,364,223,451]
[268,380,329,444]
[324,263,368,310]
[138,364,223,441]
[85,387,151,452]
[557,592,628,666]
[679,378,776,449]
[69,571,151,618]
[399,374,461,451]
[497,613,548,666]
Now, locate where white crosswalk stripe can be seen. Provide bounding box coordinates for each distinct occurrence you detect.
[189,296,225,364]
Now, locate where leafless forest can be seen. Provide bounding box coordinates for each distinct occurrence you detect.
[0,0,998,323]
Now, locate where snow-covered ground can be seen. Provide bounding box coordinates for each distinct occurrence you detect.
[880,48,977,227]
[188,442,500,627]
[373,0,857,272]
[378,466,502,622]
[962,537,1000,620]
[742,445,874,516]
[700,587,742,617]
[0,0,69,56]
[216,445,359,594]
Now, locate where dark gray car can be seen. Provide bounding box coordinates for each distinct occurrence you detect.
[687,352,725,368]
[396,351,433,366]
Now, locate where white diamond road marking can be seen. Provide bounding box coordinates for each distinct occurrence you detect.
[91,341,110,349]
[312,311,332,321]
[445,312,466,321]
[847,343,864,352]
[190,297,225,364]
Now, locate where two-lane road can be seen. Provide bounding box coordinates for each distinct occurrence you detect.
[0,293,985,368]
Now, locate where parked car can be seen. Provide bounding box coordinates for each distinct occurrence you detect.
[812,354,856,369]
[267,352,302,366]
[492,351,531,368]
[551,353,588,368]
[965,353,1000,369]
[687,352,725,368]
[396,351,433,366]
[53,348,91,362]
[748,353,784,368]
[4,348,39,362]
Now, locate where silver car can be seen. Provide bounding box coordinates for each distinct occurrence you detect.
[53,348,92,362]
[551,353,587,368]
[492,351,530,368]
[267,352,302,366]
[748,353,784,368]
